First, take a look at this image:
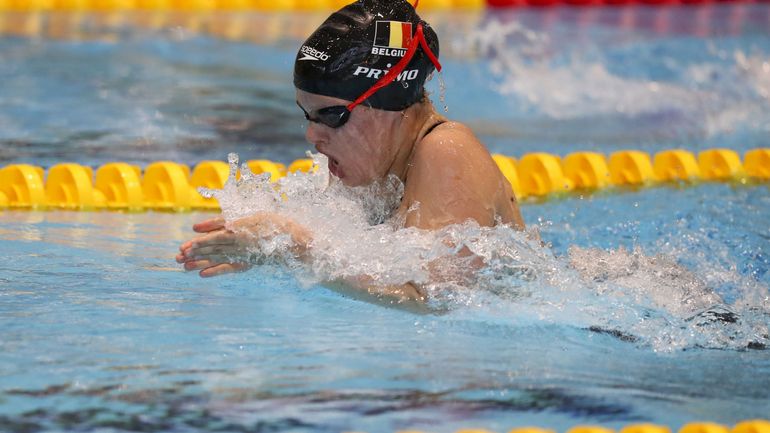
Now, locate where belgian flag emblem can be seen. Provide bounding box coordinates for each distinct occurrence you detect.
[373,21,413,49]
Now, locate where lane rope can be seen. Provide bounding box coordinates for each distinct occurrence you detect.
[1,148,767,211]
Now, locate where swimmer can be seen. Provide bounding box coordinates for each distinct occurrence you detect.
[176,0,525,303]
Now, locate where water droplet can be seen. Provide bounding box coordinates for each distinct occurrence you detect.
[437,71,448,113]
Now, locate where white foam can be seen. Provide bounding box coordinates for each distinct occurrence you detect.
[204,154,769,352]
[463,19,770,138]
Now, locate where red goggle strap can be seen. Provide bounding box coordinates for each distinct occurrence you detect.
[347,23,442,112]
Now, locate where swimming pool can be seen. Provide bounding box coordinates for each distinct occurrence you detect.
[1,4,770,432]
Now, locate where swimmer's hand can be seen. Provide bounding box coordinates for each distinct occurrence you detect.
[175,214,312,278]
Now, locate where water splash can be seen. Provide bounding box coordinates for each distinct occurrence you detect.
[203,154,769,352]
[462,18,770,138]
[437,71,449,113]
[567,246,769,352]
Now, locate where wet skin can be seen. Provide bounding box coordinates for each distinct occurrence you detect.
[176,90,525,301]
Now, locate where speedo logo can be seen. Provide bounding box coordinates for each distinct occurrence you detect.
[353,66,419,81]
[299,45,330,61]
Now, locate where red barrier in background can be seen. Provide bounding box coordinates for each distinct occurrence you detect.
[484,2,767,37]
[486,0,758,6]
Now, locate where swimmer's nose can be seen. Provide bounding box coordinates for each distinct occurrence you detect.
[305,122,328,146]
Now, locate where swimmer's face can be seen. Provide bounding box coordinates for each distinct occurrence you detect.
[296,89,402,187]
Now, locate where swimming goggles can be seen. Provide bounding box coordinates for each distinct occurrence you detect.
[297,22,441,129]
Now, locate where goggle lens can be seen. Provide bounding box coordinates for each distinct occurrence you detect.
[297,102,351,129]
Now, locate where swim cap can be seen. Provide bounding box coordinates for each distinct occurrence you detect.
[293,0,440,111]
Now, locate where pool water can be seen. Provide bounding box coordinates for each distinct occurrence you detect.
[1,5,770,432]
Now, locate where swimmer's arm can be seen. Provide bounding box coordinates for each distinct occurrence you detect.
[321,277,431,312]
[319,242,485,308]
[179,216,461,308]
[177,214,312,278]
[176,216,424,304]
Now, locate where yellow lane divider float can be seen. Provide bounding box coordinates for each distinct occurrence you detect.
[0,0,485,11]
[0,7,486,47]
[0,148,768,211]
[352,420,768,433]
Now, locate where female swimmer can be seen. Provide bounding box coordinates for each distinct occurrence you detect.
[176,0,525,302]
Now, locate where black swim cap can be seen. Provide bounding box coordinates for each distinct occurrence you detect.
[294,0,440,111]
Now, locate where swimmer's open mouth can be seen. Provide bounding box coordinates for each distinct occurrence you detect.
[328,157,342,178]
[315,145,344,178]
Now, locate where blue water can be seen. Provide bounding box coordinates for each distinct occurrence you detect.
[1,6,770,432]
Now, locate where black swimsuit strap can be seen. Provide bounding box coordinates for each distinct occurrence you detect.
[424,120,446,136]
[401,120,447,189]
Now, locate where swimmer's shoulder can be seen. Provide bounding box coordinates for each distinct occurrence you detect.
[403,120,502,221]
[411,119,525,230]
[413,120,500,183]
[415,120,488,163]
[402,123,497,228]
